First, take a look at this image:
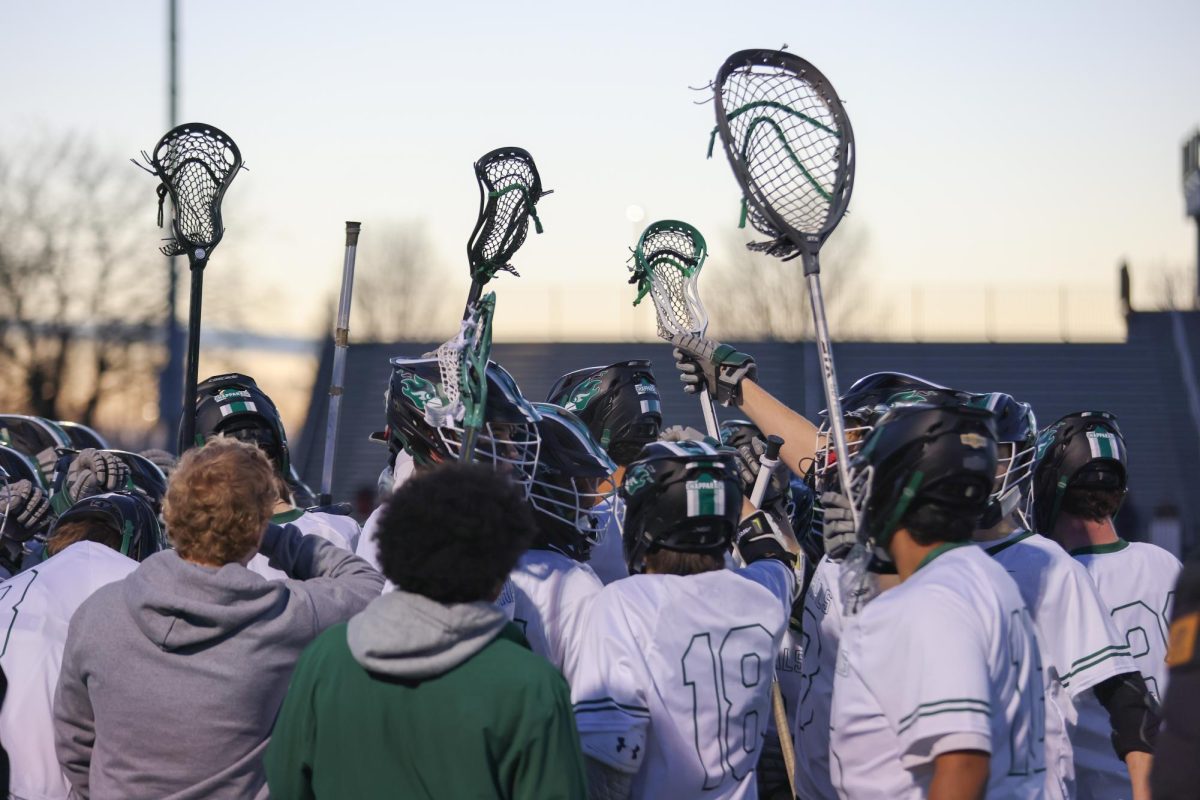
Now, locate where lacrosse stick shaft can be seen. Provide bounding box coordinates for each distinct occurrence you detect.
[463,281,483,319]
[805,265,859,531]
[750,435,783,508]
[699,393,720,439]
[771,682,798,795]
[180,262,206,452]
[460,427,481,462]
[320,222,361,505]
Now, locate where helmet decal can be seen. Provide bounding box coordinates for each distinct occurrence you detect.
[563,378,602,413]
[399,374,446,414]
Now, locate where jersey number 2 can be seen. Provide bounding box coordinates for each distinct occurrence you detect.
[682,625,773,790]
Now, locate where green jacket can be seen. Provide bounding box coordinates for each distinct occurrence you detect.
[265,620,587,799]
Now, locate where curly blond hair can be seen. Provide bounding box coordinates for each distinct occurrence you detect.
[164,437,278,565]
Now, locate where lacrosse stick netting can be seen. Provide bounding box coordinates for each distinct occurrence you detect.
[466,147,549,289]
[436,292,496,460]
[629,220,710,339]
[136,123,243,260]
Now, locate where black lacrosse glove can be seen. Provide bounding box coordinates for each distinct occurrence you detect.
[0,479,54,542]
[819,489,857,562]
[670,333,757,407]
[65,449,130,505]
[736,510,796,569]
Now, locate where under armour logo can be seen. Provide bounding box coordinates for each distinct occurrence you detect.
[616,737,627,752]
[616,738,641,760]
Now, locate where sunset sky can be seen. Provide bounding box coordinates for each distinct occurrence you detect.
[4,0,1199,345]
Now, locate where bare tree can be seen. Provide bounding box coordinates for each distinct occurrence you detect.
[704,221,885,340]
[349,220,453,341]
[1146,262,1197,311]
[0,133,166,424]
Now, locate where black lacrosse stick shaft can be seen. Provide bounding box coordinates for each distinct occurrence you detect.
[181,259,207,453]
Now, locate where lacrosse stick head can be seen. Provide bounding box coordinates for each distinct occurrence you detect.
[139,122,242,262]
[712,49,855,262]
[628,219,710,340]
[466,147,548,286]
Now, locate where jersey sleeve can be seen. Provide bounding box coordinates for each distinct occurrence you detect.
[570,589,652,775]
[863,588,993,768]
[734,559,796,614]
[1048,558,1137,697]
[557,567,603,687]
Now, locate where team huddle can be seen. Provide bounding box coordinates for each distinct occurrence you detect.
[0,324,1180,800]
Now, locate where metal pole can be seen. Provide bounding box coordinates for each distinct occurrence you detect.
[320,222,361,505]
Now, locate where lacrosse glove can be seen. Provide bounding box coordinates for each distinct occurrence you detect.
[820,489,857,561]
[140,448,178,479]
[659,425,716,445]
[0,479,54,542]
[670,333,756,407]
[65,449,130,504]
[736,510,797,569]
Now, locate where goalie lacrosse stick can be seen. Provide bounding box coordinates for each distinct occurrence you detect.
[711,49,859,529]
[464,147,550,315]
[135,123,243,453]
[628,220,721,437]
[319,222,361,505]
[436,292,497,461]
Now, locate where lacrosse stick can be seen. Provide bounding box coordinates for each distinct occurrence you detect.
[711,49,858,529]
[135,123,243,453]
[435,292,497,461]
[628,220,721,437]
[464,147,550,315]
[319,222,361,505]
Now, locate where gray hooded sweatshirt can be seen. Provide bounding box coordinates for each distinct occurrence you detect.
[53,523,384,800]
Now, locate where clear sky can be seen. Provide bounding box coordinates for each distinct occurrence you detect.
[4,0,1198,343]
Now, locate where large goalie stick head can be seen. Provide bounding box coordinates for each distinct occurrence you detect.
[466,147,549,287]
[628,220,710,340]
[710,49,855,262]
[135,122,243,262]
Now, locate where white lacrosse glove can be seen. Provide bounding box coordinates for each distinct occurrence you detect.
[669,332,757,407]
[65,449,130,503]
[658,424,712,444]
[0,479,54,541]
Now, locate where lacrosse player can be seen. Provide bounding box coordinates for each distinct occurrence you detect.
[0,491,160,800]
[968,394,1156,800]
[1031,412,1175,800]
[548,360,663,584]
[828,402,1045,799]
[571,440,796,800]
[504,403,613,686]
[188,373,362,580]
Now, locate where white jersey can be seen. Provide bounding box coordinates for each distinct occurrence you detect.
[0,542,137,800]
[982,531,1136,800]
[830,543,1045,800]
[572,561,794,799]
[1069,539,1181,800]
[588,498,630,585]
[791,554,846,800]
[506,548,603,685]
[247,509,354,581]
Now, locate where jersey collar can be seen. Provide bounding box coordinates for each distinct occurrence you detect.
[982,529,1035,557]
[1069,538,1129,557]
[915,541,973,573]
[271,507,305,524]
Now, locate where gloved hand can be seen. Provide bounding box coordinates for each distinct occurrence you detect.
[736,510,797,569]
[0,479,54,541]
[669,333,757,407]
[65,449,130,503]
[819,489,857,561]
[730,435,789,499]
[658,425,712,444]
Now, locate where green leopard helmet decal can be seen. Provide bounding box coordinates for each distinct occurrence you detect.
[399,374,447,413]
[563,378,603,413]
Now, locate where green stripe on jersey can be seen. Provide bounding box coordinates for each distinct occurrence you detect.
[897,698,991,733]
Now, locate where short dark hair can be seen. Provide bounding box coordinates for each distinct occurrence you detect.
[901,502,977,547]
[376,462,535,603]
[643,546,725,576]
[1062,487,1124,523]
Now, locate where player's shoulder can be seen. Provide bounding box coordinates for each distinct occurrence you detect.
[1126,540,1183,570]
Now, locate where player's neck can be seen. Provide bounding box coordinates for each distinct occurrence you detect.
[1053,514,1119,552]
[888,528,943,581]
[971,515,1021,543]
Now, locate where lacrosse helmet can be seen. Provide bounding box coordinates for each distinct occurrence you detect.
[57,421,110,451]
[966,392,1037,529]
[528,403,617,561]
[547,360,662,466]
[0,415,73,484]
[380,357,541,491]
[186,373,290,474]
[1030,411,1127,534]
[49,490,163,562]
[850,403,997,561]
[0,445,43,488]
[619,440,741,573]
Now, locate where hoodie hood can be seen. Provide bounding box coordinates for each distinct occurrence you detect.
[124,550,286,651]
[347,590,507,679]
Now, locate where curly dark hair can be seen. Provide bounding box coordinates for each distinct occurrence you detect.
[376,462,536,603]
[1062,487,1125,523]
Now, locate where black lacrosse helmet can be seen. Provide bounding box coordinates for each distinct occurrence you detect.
[547,360,662,467]
[186,373,290,475]
[966,392,1037,529]
[852,404,998,558]
[528,403,617,562]
[0,415,73,485]
[1030,411,1127,535]
[619,440,741,573]
[57,421,111,451]
[49,490,163,562]
[379,357,542,488]
[0,445,44,489]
